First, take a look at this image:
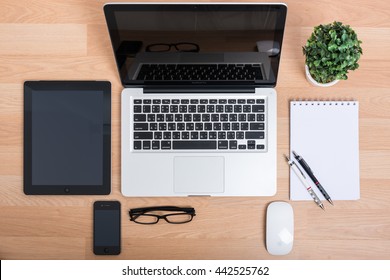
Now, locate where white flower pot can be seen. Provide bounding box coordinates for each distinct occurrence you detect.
[305,65,339,87]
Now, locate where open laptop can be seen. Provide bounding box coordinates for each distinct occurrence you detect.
[104,3,287,196]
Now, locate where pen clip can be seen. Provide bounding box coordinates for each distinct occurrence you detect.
[292,161,306,178]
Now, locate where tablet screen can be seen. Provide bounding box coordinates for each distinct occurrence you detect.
[24,81,111,195]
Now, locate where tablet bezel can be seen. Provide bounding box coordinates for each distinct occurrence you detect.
[24,81,111,195]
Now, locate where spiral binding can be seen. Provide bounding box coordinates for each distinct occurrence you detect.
[291,99,357,106]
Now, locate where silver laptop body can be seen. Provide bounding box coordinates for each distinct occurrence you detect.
[104,3,287,196]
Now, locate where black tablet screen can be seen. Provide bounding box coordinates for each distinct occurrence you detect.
[31,90,103,185]
[24,81,111,195]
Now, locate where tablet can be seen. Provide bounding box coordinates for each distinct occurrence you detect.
[24,81,111,195]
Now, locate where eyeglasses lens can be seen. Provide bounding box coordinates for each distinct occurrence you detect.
[165,213,193,223]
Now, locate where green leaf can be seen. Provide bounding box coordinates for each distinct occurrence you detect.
[303,21,362,83]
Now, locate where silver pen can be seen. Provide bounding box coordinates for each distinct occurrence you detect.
[284,155,325,210]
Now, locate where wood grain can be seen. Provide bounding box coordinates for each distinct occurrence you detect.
[0,0,390,260]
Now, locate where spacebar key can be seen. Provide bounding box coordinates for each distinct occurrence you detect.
[173,141,217,150]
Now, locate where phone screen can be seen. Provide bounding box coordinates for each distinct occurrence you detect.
[93,201,121,255]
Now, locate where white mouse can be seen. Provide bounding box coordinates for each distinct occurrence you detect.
[266,201,294,255]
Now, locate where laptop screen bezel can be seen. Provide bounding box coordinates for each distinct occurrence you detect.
[104,3,287,89]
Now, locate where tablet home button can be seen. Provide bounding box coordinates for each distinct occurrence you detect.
[104,248,109,253]
[64,187,70,193]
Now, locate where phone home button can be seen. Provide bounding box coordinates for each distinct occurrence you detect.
[104,248,109,254]
[64,187,70,193]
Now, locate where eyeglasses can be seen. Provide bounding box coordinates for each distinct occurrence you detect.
[145,42,200,53]
[129,206,196,225]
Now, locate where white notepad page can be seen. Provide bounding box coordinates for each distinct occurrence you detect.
[290,101,360,200]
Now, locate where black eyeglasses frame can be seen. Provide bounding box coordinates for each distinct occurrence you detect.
[145,42,200,53]
[129,206,196,225]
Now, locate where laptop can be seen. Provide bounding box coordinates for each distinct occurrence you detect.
[104,3,287,196]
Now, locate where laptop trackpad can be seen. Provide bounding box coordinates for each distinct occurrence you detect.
[174,156,225,194]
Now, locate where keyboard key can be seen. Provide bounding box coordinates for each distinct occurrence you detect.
[238,144,247,149]
[248,140,256,149]
[134,141,142,150]
[150,123,158,130]
[218,140,228,149]
[175,114,183,122]
[159,123,167,130]
[234,105,242,112]
[161,141,171,149]
[143,141,151,149]
[207,105,215,113]
[256,99,265,104]
[182,132,189,139]
[134,123,148,130]
[243,105,251,112]
[143,105,151,113]
[252,105,265,112]
[256,144,265,150]
[229,140,238,149]
[134,132,153,139]
[250,123,264,130]
[209,132,217,139]
[156,114,164,122]
[191,132,199,139]
[152,141,160,149]
[168,123,176,130]
[143,99,151,104]
[218,132,226,139]
[134,99,142,104]
[204,123,213,130]
[195,123,203,130]
[172,132,180,139]
[134,114,146,122]
[227,131,235,139]
[177,123,185,130]
[245,131,264,139]
[173,141,217,149]
[133,105,142,113]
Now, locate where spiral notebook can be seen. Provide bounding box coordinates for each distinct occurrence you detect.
[290,100,360,201]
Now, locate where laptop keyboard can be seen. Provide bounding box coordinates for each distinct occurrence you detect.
[136,64,264,81]
[131,97,267,152]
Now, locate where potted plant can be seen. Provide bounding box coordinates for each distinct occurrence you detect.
[303,21,363,87]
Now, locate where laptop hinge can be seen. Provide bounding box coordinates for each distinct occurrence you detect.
[142,86,256,94]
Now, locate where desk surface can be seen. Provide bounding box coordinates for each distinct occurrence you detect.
[1,0,390,260]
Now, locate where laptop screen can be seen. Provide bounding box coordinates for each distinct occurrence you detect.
[104,4,287,88]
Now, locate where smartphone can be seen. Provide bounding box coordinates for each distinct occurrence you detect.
[93,201,121,255]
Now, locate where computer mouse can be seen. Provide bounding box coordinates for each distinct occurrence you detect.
[266,201,294,255]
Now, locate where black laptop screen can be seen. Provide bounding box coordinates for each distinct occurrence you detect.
[104,4,287,88]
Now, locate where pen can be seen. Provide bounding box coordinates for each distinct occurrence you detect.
[292,151,333,205]
[284,155,325,210]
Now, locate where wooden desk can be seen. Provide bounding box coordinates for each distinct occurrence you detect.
[1,0,389,260]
